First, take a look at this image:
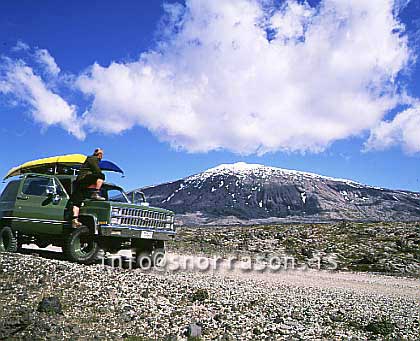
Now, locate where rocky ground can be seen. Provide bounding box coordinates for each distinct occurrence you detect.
[0,222,419,340]
[168,222,420,278]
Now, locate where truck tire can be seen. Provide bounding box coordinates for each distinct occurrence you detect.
[135,251,153,269]
[0,226,17,253]
[63,227,100,265]
[151,247,166,267]
[135,245,166,268]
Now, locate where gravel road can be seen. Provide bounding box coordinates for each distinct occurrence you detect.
[0,248,419,340]
[165,253,420,299]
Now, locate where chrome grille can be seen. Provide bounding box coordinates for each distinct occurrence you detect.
[111,206,174,230]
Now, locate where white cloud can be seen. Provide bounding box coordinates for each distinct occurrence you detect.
[0,80,12,93]
[11,42,60,76]
[0,59,84,139]
[0,0,418,155]
[34,48,61,76]
[365,103,420,153]
[12,40,30,52]
[76,0,413,154]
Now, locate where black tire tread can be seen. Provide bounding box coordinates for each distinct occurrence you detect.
[135,251,153,269]
[151,248,166,266]
[63,226,100,265]
[135,241,166,268]
[0,226,18,253]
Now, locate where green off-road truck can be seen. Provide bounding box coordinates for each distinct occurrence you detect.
[0,171,175,266]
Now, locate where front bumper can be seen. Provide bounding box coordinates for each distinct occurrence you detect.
[100,225,176,241]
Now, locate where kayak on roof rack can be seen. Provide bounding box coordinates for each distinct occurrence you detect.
[4,154,124,179]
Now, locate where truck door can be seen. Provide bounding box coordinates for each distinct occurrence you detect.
[12,174,70,235]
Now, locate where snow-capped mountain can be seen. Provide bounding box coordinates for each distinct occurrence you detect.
[132,162,420,225]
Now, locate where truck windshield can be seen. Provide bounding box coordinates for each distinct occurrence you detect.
[103,188,130,203]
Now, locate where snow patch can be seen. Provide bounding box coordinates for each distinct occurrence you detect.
[162,192,175,203]
[186,162,362,186]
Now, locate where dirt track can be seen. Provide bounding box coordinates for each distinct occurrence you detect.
[163,253,420,300]
[23,244,420,300]
[1,246,419,339]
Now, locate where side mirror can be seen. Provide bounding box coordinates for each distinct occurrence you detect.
[45,186,61,204]
[131,190,147,204]
[45,186,56,196]
[52,194,62,205]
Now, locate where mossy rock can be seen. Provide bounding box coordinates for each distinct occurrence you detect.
[364,318,395,336]
[190,289,209,302]
[37,296,63,315]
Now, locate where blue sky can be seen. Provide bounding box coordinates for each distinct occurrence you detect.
[0,0,420,192]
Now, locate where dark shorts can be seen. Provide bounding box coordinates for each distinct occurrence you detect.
[71,173,105,207]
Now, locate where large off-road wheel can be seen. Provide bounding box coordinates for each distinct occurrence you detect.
[135,241,166,268]
[0,226,17,253]
[151,246,166,267]
[135,251,153,269]
[63,227,100,264]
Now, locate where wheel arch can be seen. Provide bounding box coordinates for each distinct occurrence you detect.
[0,217,13,229]
[79,214,99,235]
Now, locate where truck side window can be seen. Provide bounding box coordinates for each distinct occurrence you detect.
[107,189,127,203]
[57,178,72,195]
[22,177,52,196]
[0,181,20,202]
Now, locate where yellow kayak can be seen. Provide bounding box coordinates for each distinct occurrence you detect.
[4,154,87,179]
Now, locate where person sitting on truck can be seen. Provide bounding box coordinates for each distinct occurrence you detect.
[71,148,106,228]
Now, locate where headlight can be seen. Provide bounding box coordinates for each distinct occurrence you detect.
[111,207,121,216]
[166,215,174,222]
[111,217,121,225]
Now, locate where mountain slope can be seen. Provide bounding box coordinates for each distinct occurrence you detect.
[132,162,420,225]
